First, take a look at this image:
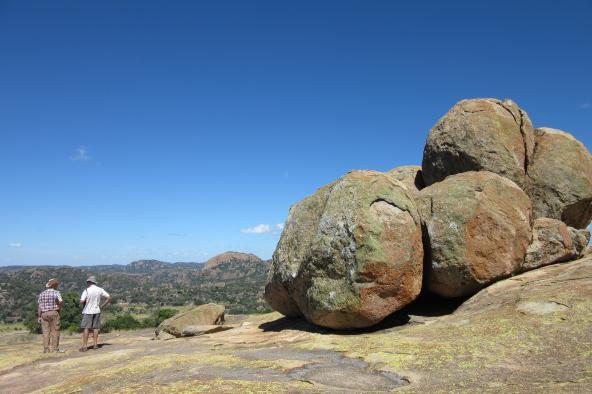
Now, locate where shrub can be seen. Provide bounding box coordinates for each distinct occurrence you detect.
[102,314,141,332]
[24,292,82,334]
[154,308,177,326]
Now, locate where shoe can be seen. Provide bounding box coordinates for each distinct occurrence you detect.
[92,345,99,350]
[79,347,88,352]
[54,349,66,353]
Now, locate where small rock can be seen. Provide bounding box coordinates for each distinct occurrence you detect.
[154,331,175,341]
[156,303,225,338]
[522,218,590,272]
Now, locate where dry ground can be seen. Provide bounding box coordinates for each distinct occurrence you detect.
[1,256,591,393]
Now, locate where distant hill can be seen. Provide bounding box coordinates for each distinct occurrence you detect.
[0,252,271,323]
[204,251,261,270]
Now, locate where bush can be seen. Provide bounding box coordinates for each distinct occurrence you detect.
[154,308,177,326]
[102,314,141,332]
[24,292,82,334]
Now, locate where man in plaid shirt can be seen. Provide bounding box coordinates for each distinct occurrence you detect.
[37,278,64,353]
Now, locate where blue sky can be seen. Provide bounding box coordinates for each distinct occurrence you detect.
[1,1,591,265]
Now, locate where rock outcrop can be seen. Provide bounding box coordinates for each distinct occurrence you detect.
[525,127,592,229]
[522,218,590,272]
[386,165,424,196]
[266,97,592,329]
[265,170,423,329]
[156,303,225,338]
[418,171,532,297]
[422,98,534,189]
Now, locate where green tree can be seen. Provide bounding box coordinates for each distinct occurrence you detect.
[102,314,141,332]
[24,292,82,334]
[154,308,177,326]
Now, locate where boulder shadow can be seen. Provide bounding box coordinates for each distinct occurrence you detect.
[259,313,411,335]
[259,293,468,335]
[401,292,469,318]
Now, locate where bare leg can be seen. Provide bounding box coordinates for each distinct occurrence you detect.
[92,329,99,348]
[82,328,89,349]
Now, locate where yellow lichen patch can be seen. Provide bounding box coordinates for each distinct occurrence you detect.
[40,351,303,393]
[111,378,317,394]
[46,349,143,370]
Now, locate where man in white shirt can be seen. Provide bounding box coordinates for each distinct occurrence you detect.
[79,275,111,352]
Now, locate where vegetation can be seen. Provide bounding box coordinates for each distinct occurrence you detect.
[0,256,273,326]
[102,308,178,332]
[24,293,82,334]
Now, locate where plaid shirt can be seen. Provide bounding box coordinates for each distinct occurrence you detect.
[38,289,63,313]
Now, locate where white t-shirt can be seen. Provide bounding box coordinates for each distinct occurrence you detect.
[80,285,110,315]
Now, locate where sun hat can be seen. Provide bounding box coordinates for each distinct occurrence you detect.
[45,278,59,288]
[86,275,97,284]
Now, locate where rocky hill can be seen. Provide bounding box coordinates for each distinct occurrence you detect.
[0,252,270,322]
[204,252,262,270]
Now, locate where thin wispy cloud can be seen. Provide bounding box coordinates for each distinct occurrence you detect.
[241,224,271,234]
[8,242,23,248]
[580,102,592,110]
[241,223,284,235]
[168,232,188,237]
[70,146,91,161]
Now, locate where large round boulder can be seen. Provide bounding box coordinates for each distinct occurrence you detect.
[525,127,592,229]
[265,170,423,329]
[418,171,532,298]
[422,98,535,189]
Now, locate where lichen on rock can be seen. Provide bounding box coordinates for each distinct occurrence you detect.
[265,170,423,329]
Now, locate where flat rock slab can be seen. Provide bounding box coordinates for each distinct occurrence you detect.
[1,257,591,392]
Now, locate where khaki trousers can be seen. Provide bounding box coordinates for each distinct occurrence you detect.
[41,310,60,353]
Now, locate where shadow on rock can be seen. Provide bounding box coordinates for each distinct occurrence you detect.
[259,313,411,335]
[402,292,469,317]
[260,292,468,334]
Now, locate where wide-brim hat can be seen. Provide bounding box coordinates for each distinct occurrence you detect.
[45,278,59,288]
[86,275,97,284]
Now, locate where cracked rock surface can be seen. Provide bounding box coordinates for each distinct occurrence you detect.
[418,171,533,297]
[522,217,590,272]
[421,98,535,189]
[265,170,423,329]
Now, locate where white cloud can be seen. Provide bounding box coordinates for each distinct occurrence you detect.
[70,146,91,161]
[273,223,284,235]
[241,224,271,234]
[8,242,22,248]
[241,223,285,235]
[580,102,592,110]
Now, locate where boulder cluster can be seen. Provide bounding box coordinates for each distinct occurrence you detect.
[264,98,592,330]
